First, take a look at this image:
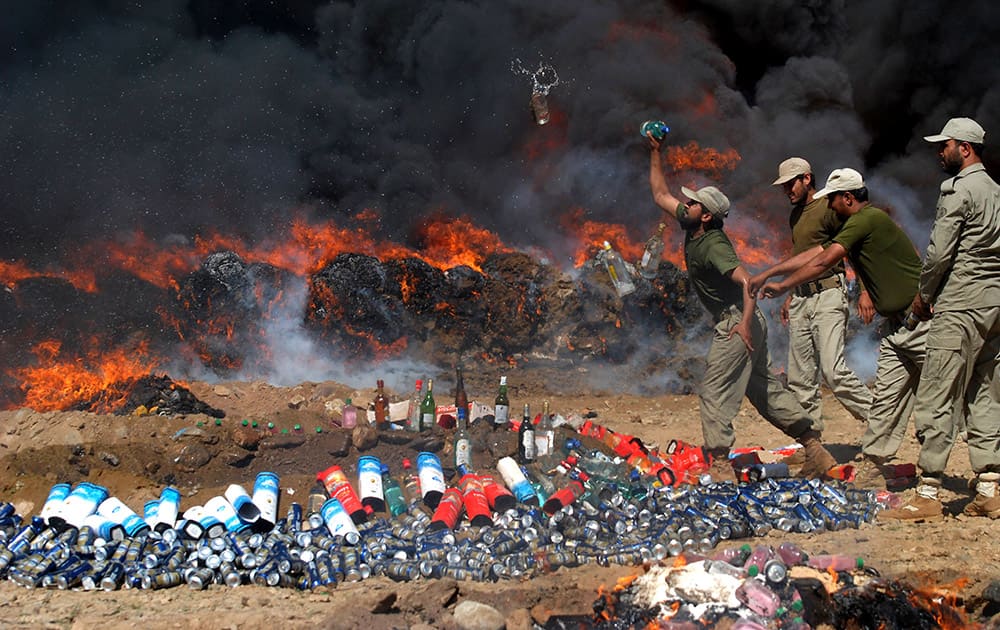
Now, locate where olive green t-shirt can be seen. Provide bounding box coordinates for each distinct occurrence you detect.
[791,196,846,277]
[684,228,744,318]
[830,205,920,316]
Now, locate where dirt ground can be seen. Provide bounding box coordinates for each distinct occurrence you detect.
[0,367,997,630]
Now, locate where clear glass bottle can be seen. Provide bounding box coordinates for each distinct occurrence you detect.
[400,458,421,509]
[406,379,423,433]
[536,400,554,457]
[638,223,666,279]
[601,241,636,297]
[453,407,472,469]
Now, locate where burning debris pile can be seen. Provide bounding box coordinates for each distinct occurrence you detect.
[3,244,708,412]
[72,374,225,418]
[591,546,977,629]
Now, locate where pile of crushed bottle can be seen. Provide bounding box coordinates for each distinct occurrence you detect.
[0,423,891,593]
[595,541,866,630]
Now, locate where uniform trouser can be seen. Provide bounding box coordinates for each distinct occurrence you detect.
[861,318,928,460]
[915,307,1000,476]
[700,306,813,451]
[787,280,873,429]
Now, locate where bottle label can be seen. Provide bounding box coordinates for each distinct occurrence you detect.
[641,250,652,267]
[421,412,436,428]
[455,438,472,467]
[357,456,384,502]
[417,453,446,497]
[494,404,509,425]
[522,431,537,459]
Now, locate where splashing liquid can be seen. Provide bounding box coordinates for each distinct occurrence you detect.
[512,59,561,126]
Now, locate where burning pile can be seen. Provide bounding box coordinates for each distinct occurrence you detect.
[591,545,977,629]
[3,241,708,412]
[72,375,225,418]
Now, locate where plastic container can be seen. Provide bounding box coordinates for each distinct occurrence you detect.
[640,119,670,140]
[416,452,446,509]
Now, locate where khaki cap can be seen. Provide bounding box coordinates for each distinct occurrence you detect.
[772,157,812,185]
[923,117,986,144]
[814,168,865,199]
[680,185,730,219]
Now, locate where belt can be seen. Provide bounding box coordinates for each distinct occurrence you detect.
[887,305,918,330]
[713,304,741,323]
[794,275,842,298]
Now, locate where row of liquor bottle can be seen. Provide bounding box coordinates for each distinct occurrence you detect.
[309,451,643,537]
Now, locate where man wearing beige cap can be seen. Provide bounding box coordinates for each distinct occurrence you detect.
[764,158,873,430]
[884,117,1000,521]
[753,167,928,492]
[647,134,837,481]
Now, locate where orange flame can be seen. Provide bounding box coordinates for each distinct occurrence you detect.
[0,260,97,293]
[15,339,159,412]
[664,141,741,179]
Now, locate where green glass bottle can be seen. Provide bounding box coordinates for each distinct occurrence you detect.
[381,464,407,516]
[419,378,436,431]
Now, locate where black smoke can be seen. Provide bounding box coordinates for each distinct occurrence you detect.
[1,0,998,387]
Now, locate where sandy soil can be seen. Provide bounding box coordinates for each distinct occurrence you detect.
[0,369,996,629]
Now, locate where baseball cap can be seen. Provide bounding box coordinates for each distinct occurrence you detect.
[814,168,865,199]
[680,185,730,219]
[772,157,812,185]
[923,117,986,144]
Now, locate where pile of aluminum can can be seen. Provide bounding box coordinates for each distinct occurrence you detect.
[0,471,885,591]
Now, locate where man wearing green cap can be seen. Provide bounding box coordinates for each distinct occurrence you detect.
[769,157,873,430]
[647,134,837,481]
[883,117,1000,521]
[753,167,928,492]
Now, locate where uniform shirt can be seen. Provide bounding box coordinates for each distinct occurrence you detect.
[675,205,743,320]
[791,196,846,278]
[919,163,1000,310]
[831,206,921,316]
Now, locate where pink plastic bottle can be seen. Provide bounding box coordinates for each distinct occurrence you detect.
[341,399,357,429]
[735,577,781,617]
[807,554,864,571]
[777,541,809,566]
[743,544,775,577]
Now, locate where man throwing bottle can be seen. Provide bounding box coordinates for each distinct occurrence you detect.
[647,133,837,481]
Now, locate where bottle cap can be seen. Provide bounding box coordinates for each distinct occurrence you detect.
[747,565,759,577]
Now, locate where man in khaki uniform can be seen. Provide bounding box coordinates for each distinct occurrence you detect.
[753,168,928,488]
[770,158,873,429]
[882,118,1000,521]
[647,134,837,481]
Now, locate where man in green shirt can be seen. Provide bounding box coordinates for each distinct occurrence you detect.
[648,134,837,481]
[884,117,1000,521]
[770,158,872,429]
[753,168,928,491]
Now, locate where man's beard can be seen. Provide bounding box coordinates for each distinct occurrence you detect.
[678,213,701,229]
[942,153,963,176]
